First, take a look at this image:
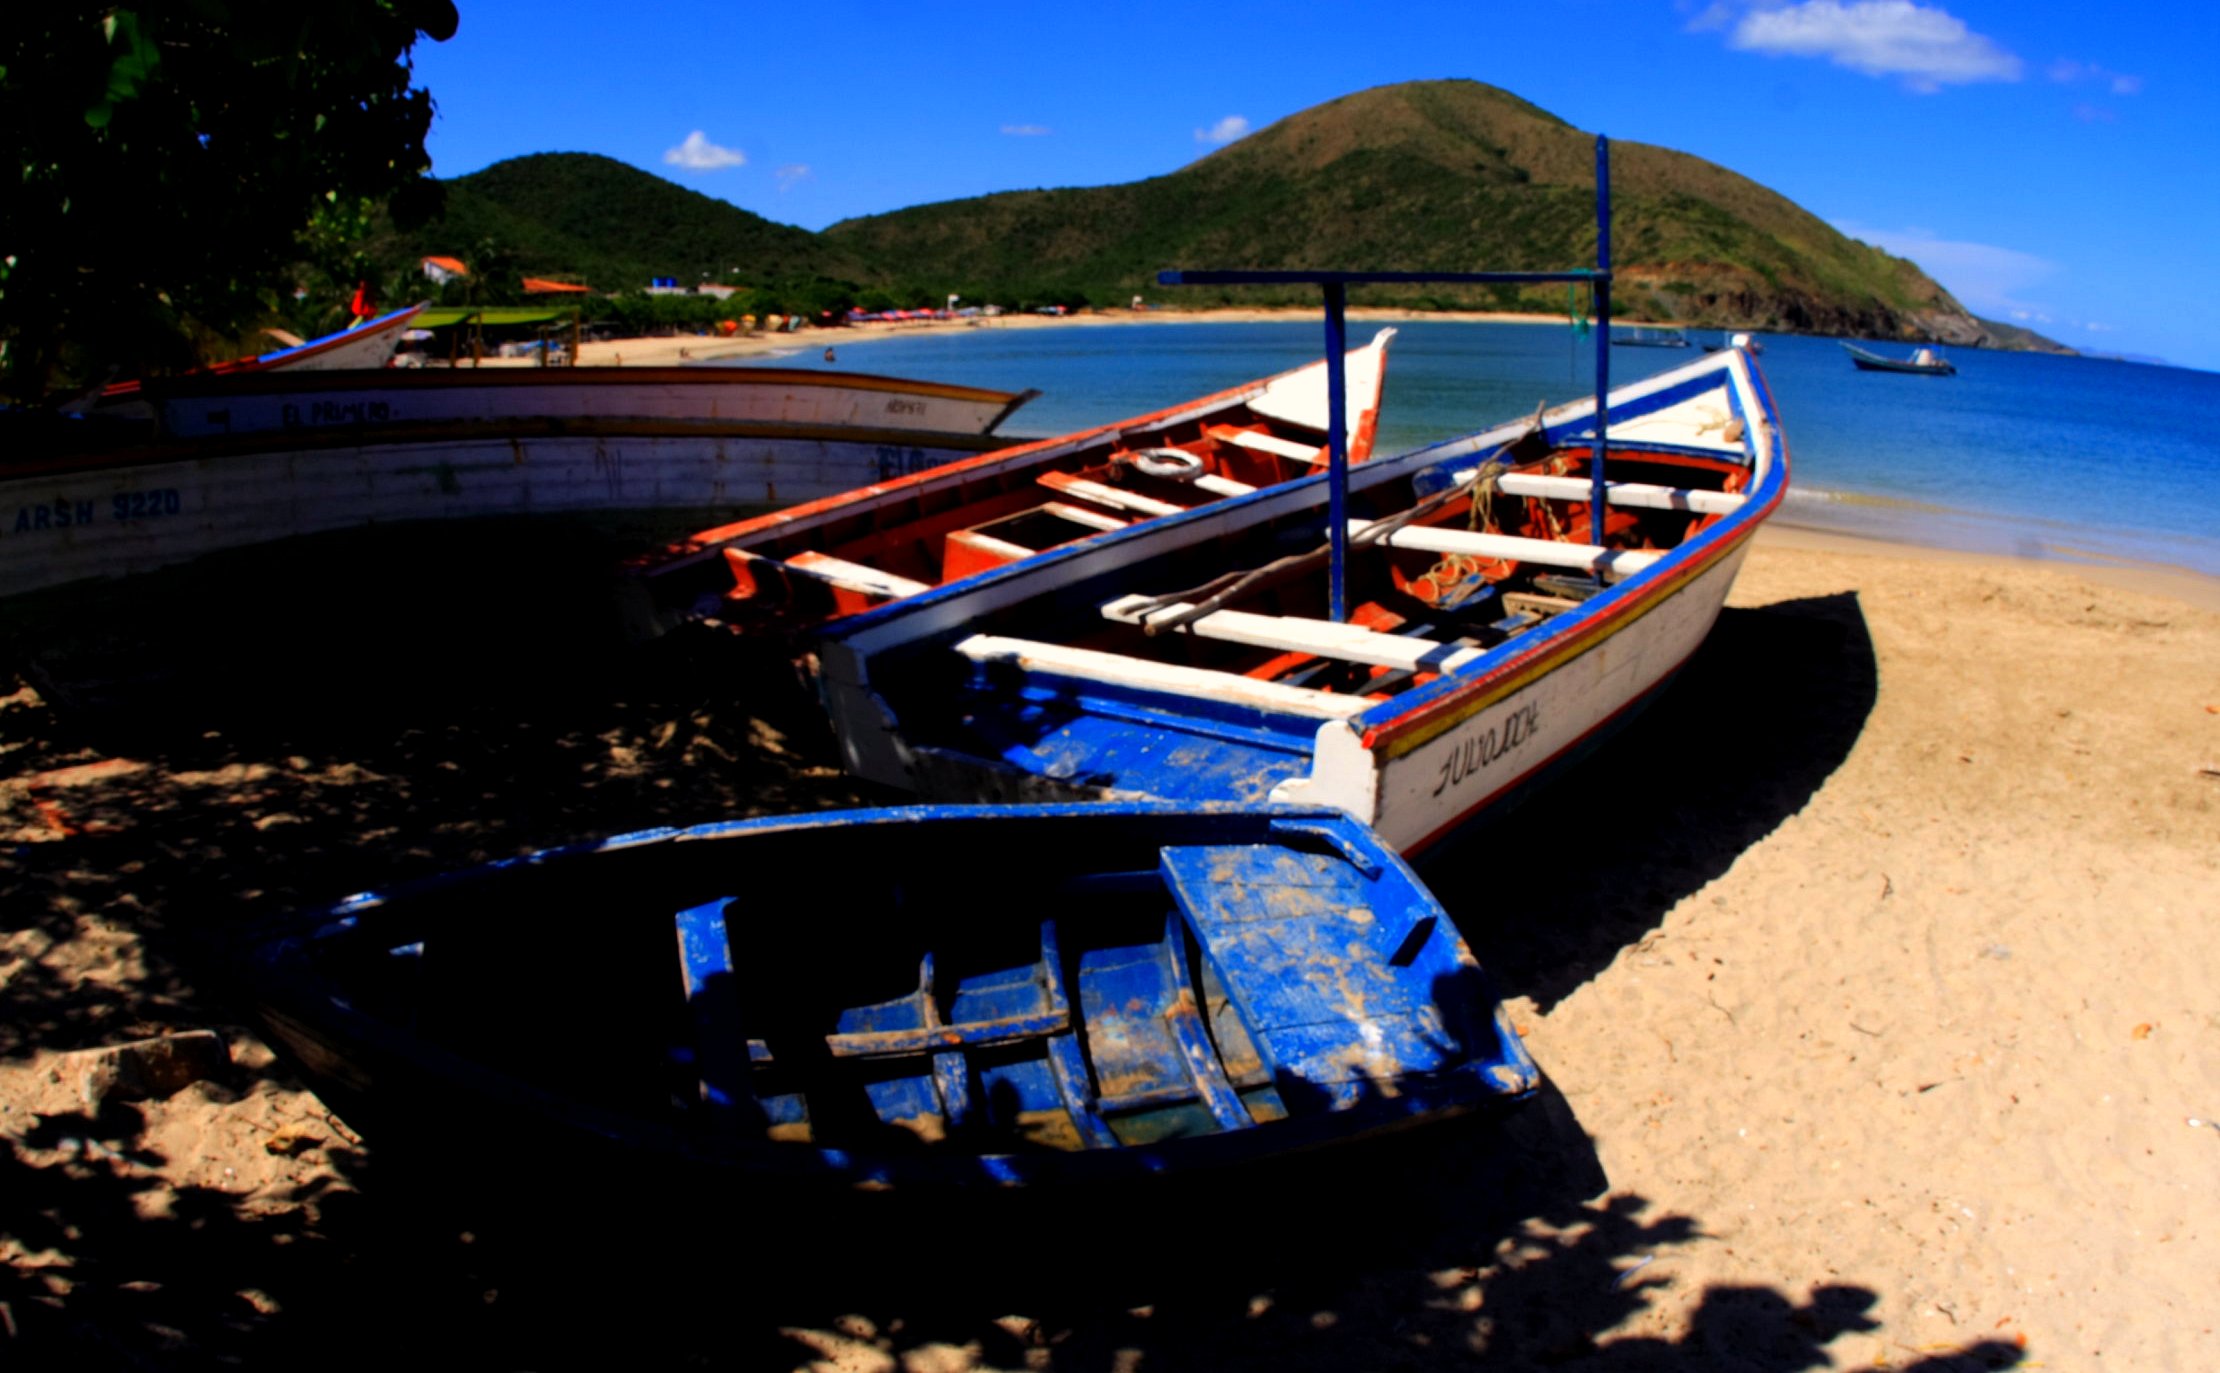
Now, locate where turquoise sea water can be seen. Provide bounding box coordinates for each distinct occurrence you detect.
[748,319,2220,576]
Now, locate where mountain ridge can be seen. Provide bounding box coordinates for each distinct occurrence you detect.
[385,81,2067,352]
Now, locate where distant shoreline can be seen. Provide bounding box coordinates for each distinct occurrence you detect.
[562,306,1640,369]
[549,311,2217,587]
[552,306,2094,372]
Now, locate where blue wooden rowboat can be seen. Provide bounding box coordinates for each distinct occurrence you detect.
[242,803,1537,1189]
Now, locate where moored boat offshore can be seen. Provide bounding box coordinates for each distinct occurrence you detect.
[1841,341,1955,376]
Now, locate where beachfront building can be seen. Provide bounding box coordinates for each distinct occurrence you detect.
[521,277,593,296]
[420,255,469,284]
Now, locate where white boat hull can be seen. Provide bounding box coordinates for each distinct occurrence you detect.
[101,366,1030,442]
[0,427,1005,598]
[1281,539,1752,852]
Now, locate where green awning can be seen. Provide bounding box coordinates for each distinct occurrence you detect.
[416,307,576,328]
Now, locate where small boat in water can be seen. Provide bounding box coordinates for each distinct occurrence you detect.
[813,344,1785,855]
[622,330,1396,641]
[1611,327,1691,348]
[243,803,1537,1190]
[3,367,1033,599]
[1843,342,1955,376]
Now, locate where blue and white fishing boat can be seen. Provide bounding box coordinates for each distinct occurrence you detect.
[814,345,1784,854]
[242,803,1537,1190]
[810,136,1786,855]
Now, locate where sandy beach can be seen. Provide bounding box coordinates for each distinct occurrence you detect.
[2,516,2216,1369]
[558,306,1582,369]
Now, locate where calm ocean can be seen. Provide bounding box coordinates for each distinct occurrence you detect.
[750,319,2220,577]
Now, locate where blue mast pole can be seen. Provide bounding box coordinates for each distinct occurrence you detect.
[1591,135,1612,551]
[1323,280,1349,622]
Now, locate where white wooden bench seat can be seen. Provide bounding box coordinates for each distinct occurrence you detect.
[1468,470,1746,515]
[1036,471,1188,518]
[1206,424,1326,465]
[1100,595,1486,675]
[953,635,1370,720]
[1039,501,1129,533]
[1348,521,1664,579]
[1190,473,1258,498]
[728,547,930,600]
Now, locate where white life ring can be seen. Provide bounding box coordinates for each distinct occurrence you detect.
[1129,448,1205,482]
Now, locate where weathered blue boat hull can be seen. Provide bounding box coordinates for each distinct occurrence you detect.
[244,803,1537,1191]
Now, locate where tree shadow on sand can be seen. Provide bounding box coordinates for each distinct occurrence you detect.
[0,1074,2026,1371]
[2,537,1989,1370]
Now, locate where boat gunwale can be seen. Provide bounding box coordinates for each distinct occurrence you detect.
[644,329,1397,566]
[118,362,1033,407]
[0,416,1019,484]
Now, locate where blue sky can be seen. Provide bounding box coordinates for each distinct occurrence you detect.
[410,0,2220,371]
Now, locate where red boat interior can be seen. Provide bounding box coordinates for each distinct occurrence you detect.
[949,444,1750,711]
[710,403,1377,627]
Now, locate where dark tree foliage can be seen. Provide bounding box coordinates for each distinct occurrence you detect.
[0,1,459,402]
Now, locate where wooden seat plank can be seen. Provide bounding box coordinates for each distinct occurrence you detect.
[1036,470,1189,517]
[1349,521,1663,579]
[1102,594,1486,674]
[1206,424,1325,464]
[1040,500,1129,533]
[954,635,1370,720]
[1489,471,1746,514]
[733,547,930,599]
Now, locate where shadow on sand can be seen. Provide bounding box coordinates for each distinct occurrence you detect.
[1422,591,1880,1011]
[1,532,2005,1370]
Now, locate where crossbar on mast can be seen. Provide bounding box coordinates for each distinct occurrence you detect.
[1156,135,1617,623]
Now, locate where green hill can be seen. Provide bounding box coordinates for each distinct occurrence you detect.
[826,80,2007,345]
[378,83,2062,349]
[381,152,875,293]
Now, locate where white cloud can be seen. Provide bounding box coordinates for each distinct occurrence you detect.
[1001,124,1052,136]
[2072,102,2117,124]
[2049,58,2142,94]
[775,164,811,191]
[1681,0,1740,31]
[1834,220,2057,317]
[2083,321,2116,333]
[664,131,746,171]
[1195,115,1250,146]
[1728,1,2022,92]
